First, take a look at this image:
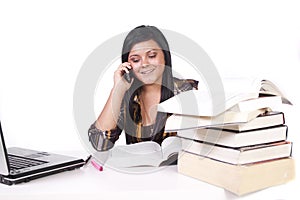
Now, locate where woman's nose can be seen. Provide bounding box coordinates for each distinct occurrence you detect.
[142,57,149,66]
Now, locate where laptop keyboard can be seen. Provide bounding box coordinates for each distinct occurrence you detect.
[8,154,48,170]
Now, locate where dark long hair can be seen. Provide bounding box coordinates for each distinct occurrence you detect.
[121,25,174,143]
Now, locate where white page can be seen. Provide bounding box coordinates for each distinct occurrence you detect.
[161,137,182,160]
[157,77,261,116]
[106,142,163,168]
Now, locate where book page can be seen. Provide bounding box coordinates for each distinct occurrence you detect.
[105,141,163,167]
[157,90,258,117]
[260,80,292,105]
[157,77,262,117]
[157,76,293,117]
[221,77,291,104]
[111,141,161,156]
[161,136,182,160]
[218,76,261,95]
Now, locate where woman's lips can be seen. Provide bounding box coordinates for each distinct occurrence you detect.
[139,67,155,75]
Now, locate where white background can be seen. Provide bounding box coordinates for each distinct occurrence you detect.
[0,0,299,198]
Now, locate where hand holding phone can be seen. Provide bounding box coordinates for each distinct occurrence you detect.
[123,69,133,83]
[115,62,134,86]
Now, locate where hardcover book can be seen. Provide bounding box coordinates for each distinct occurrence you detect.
[177,124,288,147]
[178,151,295,196]
[164,108,268,132]
[180,139,292,165]
[219,111,285,131]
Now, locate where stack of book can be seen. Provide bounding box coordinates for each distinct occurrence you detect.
[157,77,295,196]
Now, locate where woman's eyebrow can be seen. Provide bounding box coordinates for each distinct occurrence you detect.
[129,54,139,58]
[129,49,159,57]
[146,49,159,53]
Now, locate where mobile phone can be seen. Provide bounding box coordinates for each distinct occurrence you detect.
[123,69,133,83]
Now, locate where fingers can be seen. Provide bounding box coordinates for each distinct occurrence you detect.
[113,63,134,90]
[122,66,129,74]
[119,62,132,74]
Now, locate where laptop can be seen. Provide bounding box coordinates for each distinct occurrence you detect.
[0,121,85,185]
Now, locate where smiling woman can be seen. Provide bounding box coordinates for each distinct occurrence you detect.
[88,25,198,151]
[128,40,165,85]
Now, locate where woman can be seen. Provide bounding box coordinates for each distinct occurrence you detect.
[89,25,198,151]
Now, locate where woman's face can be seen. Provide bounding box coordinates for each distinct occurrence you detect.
[128,39,165,85]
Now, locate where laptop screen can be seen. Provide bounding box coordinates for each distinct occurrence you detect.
[0,121,10,175]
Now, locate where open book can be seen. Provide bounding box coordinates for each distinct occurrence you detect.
[157,77,292,117]
[105,136,181,168]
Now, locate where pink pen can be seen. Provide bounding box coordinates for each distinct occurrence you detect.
[91,159,103,171]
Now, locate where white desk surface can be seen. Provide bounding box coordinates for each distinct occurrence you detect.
[0,151,298,200]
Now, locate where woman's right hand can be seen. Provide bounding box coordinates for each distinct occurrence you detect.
[113,62,133,92]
